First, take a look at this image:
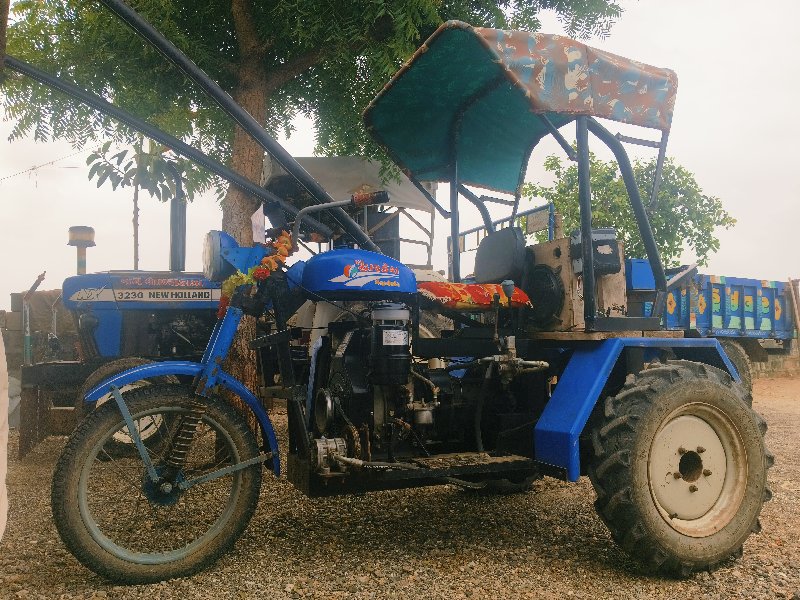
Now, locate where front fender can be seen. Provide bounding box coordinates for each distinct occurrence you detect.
[84,360,280,476]
[535,337,740,482]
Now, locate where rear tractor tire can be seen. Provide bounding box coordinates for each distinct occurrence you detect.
[588,360,772,577]
[719,339,754,396]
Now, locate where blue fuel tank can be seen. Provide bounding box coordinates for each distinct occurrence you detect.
[300,248,416,299]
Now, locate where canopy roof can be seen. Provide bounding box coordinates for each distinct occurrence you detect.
[364,21,678,195]
[295,156,435,214]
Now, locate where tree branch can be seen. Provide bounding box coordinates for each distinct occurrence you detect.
[264,46,326,96]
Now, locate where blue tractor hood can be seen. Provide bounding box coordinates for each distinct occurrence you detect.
[62,271,221,311]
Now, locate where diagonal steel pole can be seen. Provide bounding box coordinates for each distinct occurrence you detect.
[97,0,378,252]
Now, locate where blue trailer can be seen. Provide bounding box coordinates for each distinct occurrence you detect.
[627,258,797,390]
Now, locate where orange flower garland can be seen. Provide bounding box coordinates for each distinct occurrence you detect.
[217,230,293,318]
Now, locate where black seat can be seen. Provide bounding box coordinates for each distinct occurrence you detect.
[474,226,527,284]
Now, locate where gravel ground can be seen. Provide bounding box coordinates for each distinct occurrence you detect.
[1,376,799,599]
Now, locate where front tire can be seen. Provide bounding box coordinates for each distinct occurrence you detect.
[588,361,772,576]
[53,384,262,583]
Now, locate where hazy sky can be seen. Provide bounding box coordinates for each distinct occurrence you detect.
[1,0,799,311]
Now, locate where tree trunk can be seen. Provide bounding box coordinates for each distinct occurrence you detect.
[222,0,269,422]
[221,0,326,420]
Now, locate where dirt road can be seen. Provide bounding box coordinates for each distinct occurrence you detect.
[1,377,798,599]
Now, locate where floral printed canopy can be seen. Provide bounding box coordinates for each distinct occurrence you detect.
[364,21,678,195]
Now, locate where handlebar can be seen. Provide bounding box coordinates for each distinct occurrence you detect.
[291,191,390,252]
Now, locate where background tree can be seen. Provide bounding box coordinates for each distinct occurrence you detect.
[3,0,621,244]
[523,154,736,267]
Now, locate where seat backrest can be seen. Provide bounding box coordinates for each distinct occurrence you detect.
[474,226,527,284]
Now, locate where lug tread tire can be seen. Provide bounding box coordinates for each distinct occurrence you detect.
[719,340,754,398]
[53,384,262,584]
[587,360,771,577]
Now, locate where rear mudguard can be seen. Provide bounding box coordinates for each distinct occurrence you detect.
[84,361,280,476]
[535,337,740,482]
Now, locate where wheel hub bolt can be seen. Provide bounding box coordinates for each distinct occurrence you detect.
[696,446,706,453]
[689,484,698,493]
[678,447,687,455]
[703,469,712,477]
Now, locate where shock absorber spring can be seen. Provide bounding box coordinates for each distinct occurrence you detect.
[163,401,208,470]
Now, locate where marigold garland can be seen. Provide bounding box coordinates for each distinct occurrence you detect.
[217,230,293,318]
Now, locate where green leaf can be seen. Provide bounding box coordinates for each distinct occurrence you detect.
[87,162,100,180]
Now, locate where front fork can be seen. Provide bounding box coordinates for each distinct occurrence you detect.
[109,303,268,496]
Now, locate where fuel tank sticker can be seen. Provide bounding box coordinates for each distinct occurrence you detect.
[328,260,400,287]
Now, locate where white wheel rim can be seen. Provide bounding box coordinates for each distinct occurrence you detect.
[648,402,748,537]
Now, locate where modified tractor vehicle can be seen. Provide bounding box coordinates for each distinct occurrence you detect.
[11,5,770,585]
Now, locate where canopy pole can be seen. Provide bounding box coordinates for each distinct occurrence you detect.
[586,117,667,318]
[404,171,451,218]
[576,117,597,330]
[450,163,461,282]
[457,184,493,233]
[649,129,670,209]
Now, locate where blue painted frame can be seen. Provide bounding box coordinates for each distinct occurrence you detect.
[534,337,739,482]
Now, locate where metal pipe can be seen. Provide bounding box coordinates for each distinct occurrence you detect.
[410,369,439,404]
[166,163,186,272]
[649,129,670,209]
[474,362,495,453]
[586,117,668,316]
[97,0,378,252]
[291,200,352,252]
[3,55,334,239]
[537,114,577,161]
[22,272,46,366]
[576,117,597,329]
[457,184,494,233]
[334,455,420,470]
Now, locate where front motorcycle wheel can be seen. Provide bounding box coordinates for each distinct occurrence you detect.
[52,384,263,584]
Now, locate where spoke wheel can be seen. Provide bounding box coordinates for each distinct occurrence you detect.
[587,361,772,577]
[53,384,262,583]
